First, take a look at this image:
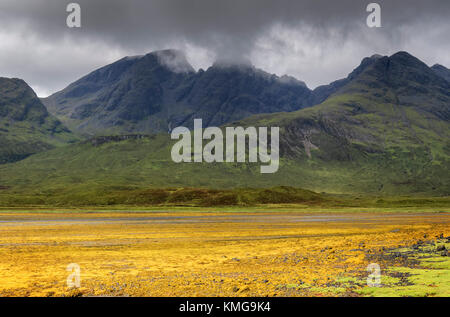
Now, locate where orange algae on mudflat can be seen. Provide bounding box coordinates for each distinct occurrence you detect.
[0,212,448,297]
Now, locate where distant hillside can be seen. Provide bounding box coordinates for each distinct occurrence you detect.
[0,78,75,164]
[42,49,315,136]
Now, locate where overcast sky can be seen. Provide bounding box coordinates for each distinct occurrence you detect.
[0,0,449,97]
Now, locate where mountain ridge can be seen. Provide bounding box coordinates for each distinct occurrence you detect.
[41,49,326,136]
[44,50,436,137]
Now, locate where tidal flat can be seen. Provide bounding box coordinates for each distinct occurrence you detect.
[0,211,448,297]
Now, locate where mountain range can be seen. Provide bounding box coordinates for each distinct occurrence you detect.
[0,50,449,202]
[42,49,317,136]
[41,49,450,137]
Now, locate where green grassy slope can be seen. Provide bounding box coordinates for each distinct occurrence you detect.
[0,78,77,163]
[0,129,447,207]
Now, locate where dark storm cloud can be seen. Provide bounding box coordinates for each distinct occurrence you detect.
[0,0,449,96]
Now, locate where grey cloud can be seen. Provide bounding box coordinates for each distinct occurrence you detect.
[0,0,448,95]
